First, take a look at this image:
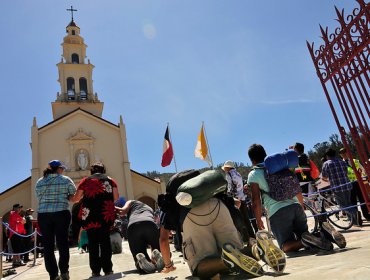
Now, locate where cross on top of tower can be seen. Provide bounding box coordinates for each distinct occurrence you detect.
[66,6,77,21]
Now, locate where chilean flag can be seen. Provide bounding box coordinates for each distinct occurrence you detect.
[161,126,174,167]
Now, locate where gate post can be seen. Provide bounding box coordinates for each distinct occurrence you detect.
[0,216,4,280]
[33,229,37,266]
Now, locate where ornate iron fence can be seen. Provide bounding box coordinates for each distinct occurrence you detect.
[307,0,370,211]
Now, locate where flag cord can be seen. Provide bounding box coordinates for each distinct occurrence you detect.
[202,122,214,169]
[168,123,178,173]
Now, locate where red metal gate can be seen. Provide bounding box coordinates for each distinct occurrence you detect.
[307,0,370,211]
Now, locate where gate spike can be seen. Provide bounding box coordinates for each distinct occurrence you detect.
[306,40,312,51]
[319,24,329,41]
[334,7,346,27]
[334,6,344,20]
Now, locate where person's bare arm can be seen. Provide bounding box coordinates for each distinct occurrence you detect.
[250,183,265,230]
[69,189,84,203]
[159,227,176,273]
[233,197,241,209]
[296,192,304,208]
[115,200,132,216]
[113,186,119,201]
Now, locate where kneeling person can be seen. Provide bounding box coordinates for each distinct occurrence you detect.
[182,197,263,279]
[247,144,342,254]
[177,170,264,279]
[116,200,164,273]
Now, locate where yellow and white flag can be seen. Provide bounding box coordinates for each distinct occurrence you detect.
[194,125,212,166]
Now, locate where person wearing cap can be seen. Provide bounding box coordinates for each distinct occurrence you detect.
[222,160,255,241]
[23,208,35,262]
[71,162,119,278]
[8,203,26,267]
[339,148,369,223]
[35,160,77,280]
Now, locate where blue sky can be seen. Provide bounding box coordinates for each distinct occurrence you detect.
[0,0,357,192]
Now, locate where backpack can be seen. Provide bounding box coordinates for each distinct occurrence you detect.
[157,169,200,213]
[176,170,227,208]
[264,168,301,201]
[264,150,299,174]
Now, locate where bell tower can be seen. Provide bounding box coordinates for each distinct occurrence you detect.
[52,7,103,119]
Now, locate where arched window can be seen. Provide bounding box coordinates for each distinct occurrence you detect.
[67,77,75,100]
[79,78,88,100]
[71,53,79,64]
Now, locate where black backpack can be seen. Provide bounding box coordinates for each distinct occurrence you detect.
[157,169,200,213]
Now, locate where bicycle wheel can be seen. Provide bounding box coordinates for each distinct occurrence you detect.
[303,202,318,233]
[323,198,353,230]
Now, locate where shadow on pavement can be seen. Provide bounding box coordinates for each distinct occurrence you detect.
[286,246,360,258]
[84,272,127,280]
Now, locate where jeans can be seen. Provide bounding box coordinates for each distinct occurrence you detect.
[270,204,308,248]
[86,227,113,274]
[38,210,71,279]
[334,189,358,224]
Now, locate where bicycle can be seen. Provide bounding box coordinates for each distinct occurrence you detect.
[303,181,353,233]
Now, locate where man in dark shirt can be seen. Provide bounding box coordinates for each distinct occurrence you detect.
[293,143,314,194]
[23,208,34,262]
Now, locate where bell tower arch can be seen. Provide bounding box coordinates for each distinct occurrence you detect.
[52,8,103,119]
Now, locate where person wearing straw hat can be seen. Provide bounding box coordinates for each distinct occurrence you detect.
[222,160,255,241]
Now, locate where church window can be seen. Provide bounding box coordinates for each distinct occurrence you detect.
[72,53,79,64]
[72,30,76,35]
[67,77,75,100]
[79,78,88,100]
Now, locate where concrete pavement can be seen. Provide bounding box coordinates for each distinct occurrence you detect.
[2,222,370,280]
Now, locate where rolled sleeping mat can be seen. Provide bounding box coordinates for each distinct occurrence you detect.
[264,150,299,174]
[176,170,227,208]
[166,169,201,196]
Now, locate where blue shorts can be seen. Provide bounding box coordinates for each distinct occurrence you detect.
[269,203,308,248]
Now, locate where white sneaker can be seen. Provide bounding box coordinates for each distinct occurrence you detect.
[136,253,156,274]
[151,249,164,271]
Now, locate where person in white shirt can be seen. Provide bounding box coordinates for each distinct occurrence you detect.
[222,160,255,241]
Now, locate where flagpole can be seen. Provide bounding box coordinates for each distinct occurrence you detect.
[167,123,178,173]
[202,121,214,169]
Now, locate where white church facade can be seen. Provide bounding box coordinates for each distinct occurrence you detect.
[0,18,163,216]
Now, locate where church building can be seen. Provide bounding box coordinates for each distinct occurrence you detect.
[0,17,162,216]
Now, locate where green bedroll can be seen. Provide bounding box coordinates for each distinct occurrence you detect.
[176,170,227,208]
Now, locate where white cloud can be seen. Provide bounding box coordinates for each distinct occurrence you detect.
[143,23,157,39]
